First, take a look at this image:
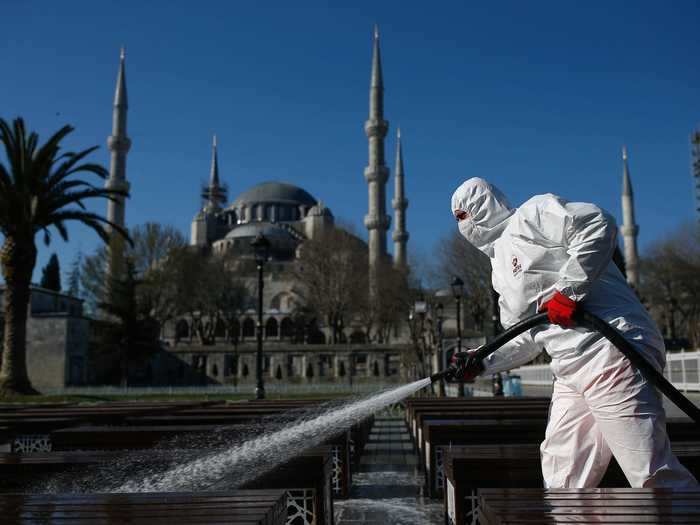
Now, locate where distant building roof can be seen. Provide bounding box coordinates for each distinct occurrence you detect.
[230,181,318,208]
[224,221,302,241]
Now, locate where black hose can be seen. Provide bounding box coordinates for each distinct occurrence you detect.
[431,310,700,425]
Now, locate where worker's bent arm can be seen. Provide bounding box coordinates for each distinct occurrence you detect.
[481,331,544,376]
[556,201,617,302]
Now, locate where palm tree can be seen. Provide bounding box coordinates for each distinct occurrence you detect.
[0,117,128,395]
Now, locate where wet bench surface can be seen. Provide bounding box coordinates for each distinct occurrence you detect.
[0,490,288,525]
[1,399,367,499]
[477,488,700,524]
[443,443,700,525]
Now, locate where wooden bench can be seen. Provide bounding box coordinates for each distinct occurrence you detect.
[0,401,223,452]
[0,451,121,490]
[50,423,354,499]
[443,443,700,525]
[223,446,335,525]
[415,407,549,456]
[0,490,287,524]
[423,419,548,498]
[420,413,700,499]
[477,487,700,524]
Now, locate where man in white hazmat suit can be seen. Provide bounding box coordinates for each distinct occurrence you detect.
[451,177,697,489]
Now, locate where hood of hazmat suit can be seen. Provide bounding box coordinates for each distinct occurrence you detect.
[451,178,695,489]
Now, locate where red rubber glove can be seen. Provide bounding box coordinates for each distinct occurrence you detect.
[541,291,578,327]
[449,350,484,382]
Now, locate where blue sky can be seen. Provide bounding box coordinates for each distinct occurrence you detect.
[1,1,698,285]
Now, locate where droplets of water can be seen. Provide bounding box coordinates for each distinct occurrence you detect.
[35,378,431,493]
[117,378,431,492]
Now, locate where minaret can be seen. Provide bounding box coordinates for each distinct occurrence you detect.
[201,135,226,211]
[392,127,409,268]
[363,25,391,289]
[105,47,131,282]
[621,146,639,288]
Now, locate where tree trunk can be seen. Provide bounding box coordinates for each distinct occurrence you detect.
[0,235,39,396]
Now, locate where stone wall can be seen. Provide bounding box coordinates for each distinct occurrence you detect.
[25,315,89,390]
[146,343,411,387]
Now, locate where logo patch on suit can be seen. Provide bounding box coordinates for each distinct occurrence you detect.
[512,256,523,278]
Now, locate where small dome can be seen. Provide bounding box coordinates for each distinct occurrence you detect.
[230,181,317,208]
[225,221,299,241]
[307,201,333,217]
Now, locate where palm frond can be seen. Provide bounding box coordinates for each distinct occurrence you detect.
[45,209,131,246]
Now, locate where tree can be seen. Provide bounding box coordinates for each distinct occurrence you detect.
[187,254,249,345]
[80,222,186,317]
[99,259,160,387]
[66,251,82,298]
[39,253,61,291]
[640,223,700,348]
[0,118,127,395]
[433,230,493,334]
[293,227,367,343]
[356,260,414,343]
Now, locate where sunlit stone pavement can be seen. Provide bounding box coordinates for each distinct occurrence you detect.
[335,416,442,525]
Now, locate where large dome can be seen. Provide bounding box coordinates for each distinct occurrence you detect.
[230,181,317,208]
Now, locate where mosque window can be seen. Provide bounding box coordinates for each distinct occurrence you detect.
[242,318,255,338]
[176,319,189,339]
[215,319,226,338]
[350,331,366,344]
[280,317,294,338]
[265,317,278,338]
[228,319,240,343]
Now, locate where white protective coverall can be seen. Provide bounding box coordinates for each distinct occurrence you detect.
[451,177,698,489]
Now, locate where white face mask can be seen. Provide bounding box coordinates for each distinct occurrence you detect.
[451,177,514,257]
[458,217,473,240]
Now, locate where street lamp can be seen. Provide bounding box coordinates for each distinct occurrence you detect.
[435,303,446,397]
[251,233,270,400]
[451,276,465,397]
[413,299,431,392]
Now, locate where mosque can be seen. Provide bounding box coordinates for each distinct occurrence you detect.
[48,26,640,388]
[98,28,418,386]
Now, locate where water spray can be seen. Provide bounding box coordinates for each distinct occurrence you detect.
[431,311,700,425]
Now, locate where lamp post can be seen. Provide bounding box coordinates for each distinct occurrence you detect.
[251,233,270,400]
[413,299,432,393]
[436,302,446,397]
[451,276,465,397]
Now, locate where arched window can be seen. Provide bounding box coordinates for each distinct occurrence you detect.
[280,318,294,338]
[176,319,189,339]
[242,318,255,339]
[215,319,226,338]
[265,317,278,338]
[350,331,366,344]
[211,364,219,377]
[228,319,240,343]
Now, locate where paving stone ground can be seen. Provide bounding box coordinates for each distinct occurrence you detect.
[334,415,442,525]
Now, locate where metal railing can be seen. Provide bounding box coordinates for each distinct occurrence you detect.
[513,350,700,392]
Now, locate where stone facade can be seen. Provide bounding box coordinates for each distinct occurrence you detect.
[149,342,409,386]
[0,286,88,390]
